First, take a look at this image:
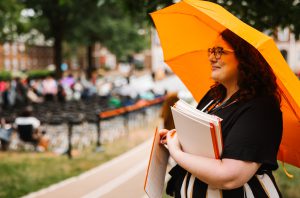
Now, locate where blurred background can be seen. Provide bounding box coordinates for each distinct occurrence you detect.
[0,0,300,197]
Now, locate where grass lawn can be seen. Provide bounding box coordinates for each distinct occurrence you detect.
[0,119,158,198]
[274,163,300,198]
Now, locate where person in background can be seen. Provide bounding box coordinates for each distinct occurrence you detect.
[160,91,179,130]
[15,77,28,106]
[0,118,14,151]
[27,85,43,104]
[42,75,57,101]
[14,106,49,151]
[2,82,15,108]
[57,82,66,103]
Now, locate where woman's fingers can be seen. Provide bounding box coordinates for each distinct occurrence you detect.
[166,129,176,139]
[166,130,181,152]
[159,129,168,138]
[159,129,176,144]
[170,129,176,138]
[159,129,168,145]
[160,138,167,145]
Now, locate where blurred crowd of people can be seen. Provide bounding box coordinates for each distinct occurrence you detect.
[0,73,169,110]
[0,74,123,108]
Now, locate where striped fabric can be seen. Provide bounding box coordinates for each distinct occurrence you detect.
[255,174,280,198]
[180,172,281,198]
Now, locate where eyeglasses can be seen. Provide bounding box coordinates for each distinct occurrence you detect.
[208,47,234,60]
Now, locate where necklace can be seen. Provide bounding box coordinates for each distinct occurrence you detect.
[205,97,238,113]
[215,97,230,108]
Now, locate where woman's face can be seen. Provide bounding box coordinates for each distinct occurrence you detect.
[208,36,239,85]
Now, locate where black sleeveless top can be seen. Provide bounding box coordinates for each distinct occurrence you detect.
[166,90,283,198]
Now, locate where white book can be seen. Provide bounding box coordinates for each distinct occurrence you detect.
[144,128,169,198]
[171,99,223,158]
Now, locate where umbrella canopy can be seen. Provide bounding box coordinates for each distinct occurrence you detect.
[151,0,300,168]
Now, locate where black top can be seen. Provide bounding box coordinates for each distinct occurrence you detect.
[166,90,283,198]
[198,90,282,171]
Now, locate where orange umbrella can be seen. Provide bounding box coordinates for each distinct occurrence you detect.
[150,0,300,169]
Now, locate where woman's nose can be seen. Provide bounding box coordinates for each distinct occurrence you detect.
[208,53,217,62]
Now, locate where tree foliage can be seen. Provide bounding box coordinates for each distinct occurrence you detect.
[123,0,300,39]
[21,0,86,78]
[122,0,173,24]
[68,0,148,61]
[209,0,299,37]
[0,0,25,42]
[20,0,149,78]
[290,2,300,39]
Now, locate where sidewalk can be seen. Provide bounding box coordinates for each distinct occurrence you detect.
[23,140,152,198]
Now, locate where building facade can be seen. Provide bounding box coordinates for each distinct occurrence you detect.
[0,42,54,71]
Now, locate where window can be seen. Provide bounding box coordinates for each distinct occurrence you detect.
[4,59,10,70]
[12,44,17,55]
[3,43,10,55]
[13,58,18,70]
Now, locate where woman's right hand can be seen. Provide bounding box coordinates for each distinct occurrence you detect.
[159,128,176,145]
[159,129,169,145]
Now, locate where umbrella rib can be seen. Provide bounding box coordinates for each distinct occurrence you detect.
[183,0,220,12]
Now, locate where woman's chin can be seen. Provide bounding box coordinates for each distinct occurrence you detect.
[211,73,221,82]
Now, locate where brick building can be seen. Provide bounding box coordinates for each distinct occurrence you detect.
[0,42,54,71]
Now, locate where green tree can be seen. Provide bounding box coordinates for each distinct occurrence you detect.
[100,16,148,61]
[67,0,148,78]
[209,0,296,36]
[22,0,148,78]
[22,0,99,78]
[0,0,25,42]
[124,0,300,39]
[291,2,300,39]
[122,0,173,24]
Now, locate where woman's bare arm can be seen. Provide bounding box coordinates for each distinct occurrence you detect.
[163,130,261,189]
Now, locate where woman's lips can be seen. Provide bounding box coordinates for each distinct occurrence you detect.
[212,65,221,71]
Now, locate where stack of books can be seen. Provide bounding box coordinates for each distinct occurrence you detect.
[171,99,223,158]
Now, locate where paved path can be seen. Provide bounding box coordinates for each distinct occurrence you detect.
[23,140,152,198]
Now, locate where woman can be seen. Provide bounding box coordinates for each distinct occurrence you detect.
[160,29,283,197]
